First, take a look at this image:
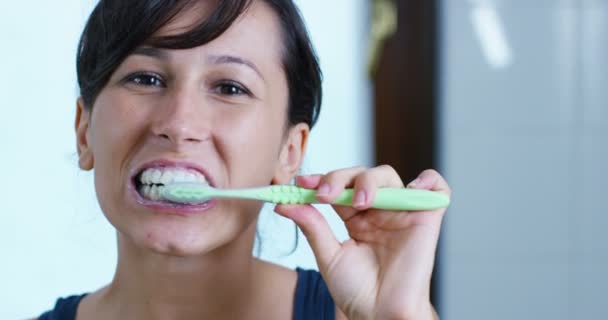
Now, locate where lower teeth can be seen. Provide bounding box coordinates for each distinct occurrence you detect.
[140,185,165,201]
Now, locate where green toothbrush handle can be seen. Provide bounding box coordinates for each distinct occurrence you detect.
[259,186,449,211]
[331,188,449,211]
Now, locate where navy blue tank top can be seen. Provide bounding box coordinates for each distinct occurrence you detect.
[38,268,335,320]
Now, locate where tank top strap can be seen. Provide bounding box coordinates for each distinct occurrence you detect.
[38,294,87,320]
[294,267,336,320]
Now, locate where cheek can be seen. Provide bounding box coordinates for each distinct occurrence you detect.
[91,95,147,161]
[90,95,148,199]
[214,108,286,185]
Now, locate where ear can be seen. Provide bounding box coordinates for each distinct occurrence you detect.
[272,123,310,185]
[75,98,94,170]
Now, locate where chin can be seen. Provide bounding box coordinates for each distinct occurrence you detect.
[123,221,224,257]
[146,241,208,257]
[107,198,257,258]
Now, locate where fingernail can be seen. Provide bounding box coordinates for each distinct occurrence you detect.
[407,178,420,188]
[354,190,366,207]
[317,183,331,196]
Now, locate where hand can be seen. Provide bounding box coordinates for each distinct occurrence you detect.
[274,166,451,320]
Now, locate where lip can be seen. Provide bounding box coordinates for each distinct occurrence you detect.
[128,159,218,215]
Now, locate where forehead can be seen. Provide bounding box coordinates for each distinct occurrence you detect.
[154,1,283,61]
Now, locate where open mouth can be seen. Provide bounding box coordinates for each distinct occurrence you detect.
[133,166,210,204]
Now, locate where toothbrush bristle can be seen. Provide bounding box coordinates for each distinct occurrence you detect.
[162,183,210,204]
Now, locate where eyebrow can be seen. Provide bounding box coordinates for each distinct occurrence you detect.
[131,47,265,81]
[208,54,265,81]
[132,46,169,60]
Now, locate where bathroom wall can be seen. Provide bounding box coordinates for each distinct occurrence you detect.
[439,0,608,318]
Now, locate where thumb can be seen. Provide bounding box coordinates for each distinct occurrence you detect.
[274,204,341,268]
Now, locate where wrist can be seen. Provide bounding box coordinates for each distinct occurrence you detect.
[403,303,438,320]
[367,303,437,320]
[419,303,439,320]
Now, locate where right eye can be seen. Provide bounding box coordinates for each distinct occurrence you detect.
[125,72,166,87]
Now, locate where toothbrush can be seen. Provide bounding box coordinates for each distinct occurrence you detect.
[161,183,450,211]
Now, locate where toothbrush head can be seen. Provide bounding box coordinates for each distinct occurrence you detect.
[162,183,212,204]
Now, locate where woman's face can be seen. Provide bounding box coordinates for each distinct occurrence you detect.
[75,1,308,256]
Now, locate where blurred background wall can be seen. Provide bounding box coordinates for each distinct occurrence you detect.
[371,0,607,318]
[439,0,607,318]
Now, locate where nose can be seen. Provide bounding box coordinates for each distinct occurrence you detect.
[151,89,210,148]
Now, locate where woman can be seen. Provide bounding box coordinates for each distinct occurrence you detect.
[38,0,450,319]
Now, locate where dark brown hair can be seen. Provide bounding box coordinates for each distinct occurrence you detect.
[77,0,322,128]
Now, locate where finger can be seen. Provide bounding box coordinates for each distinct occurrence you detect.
[295,174,323,189]
[314,166,368,222]
[296,172,361,222]
[315,166,367,203]
[352,165,405,211]
[274,204,341,267]
[405,169,451,224]
[406,169,451,196]
[295,175,366,223]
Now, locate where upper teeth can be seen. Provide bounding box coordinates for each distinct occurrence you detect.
[139,167,208,186]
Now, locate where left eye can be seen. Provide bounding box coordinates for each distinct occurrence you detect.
[127,73,165,87]
[216,82,249,96]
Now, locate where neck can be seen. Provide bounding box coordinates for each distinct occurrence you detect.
[100,222,262,320]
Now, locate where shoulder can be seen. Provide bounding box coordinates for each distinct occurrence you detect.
[253,260,337,319]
